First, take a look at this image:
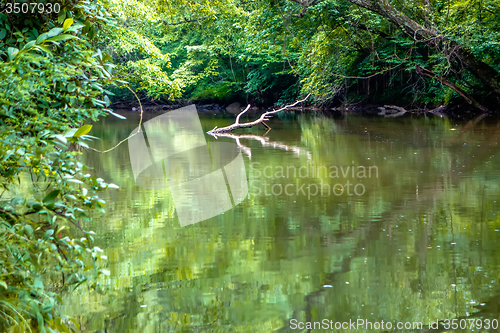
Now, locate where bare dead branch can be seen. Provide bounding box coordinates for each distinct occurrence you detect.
[384,110,407,118]
[384,105,407,113]
[207,94,310,135]
[235,104,251,125]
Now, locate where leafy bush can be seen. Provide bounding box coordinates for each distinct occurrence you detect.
[0,1,119,331]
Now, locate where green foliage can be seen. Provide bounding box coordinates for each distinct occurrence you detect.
[100,0,500,106]
[98,0,303,104]
[96,0,184,99]
[284,0,500,105]
[0,0,119,331]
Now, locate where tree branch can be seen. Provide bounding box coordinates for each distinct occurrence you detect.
[290,0,319,17]
[415,65,489,112]
[377,105,407,117]
[164,16,209,26]
[235,104,251,125]
[347,0,500,96]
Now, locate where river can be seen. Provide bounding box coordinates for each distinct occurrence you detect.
[63,109,500,332]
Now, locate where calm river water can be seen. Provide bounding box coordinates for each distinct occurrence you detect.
[64,109,500,332]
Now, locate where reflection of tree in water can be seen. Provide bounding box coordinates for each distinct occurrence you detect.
[276,116,500,332]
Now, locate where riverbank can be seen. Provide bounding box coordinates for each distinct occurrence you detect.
[110,99,491,121]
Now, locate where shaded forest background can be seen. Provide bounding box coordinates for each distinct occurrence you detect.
[98,0,500,109]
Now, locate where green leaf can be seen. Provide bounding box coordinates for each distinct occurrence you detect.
[53,134,67,144]
[37,312,45,332]
[36,32,49,43]
[106,109,126,119]
[43,190,61,204]
[57,10,67,24]
[78,141,89,149]
[47,28,63,38]
[63,18,74,32]
[48,34,76,42]
[73,124,93,137]
[33,277,44,290]
[43,229,55,240]
[7,47,19,61]
[42,297,54,312]
[66,22,85,33]
[0,30,6,40]
[64,128,78,137]
[24,225,33,237]
[0,281,7,290]
[23,40,36,49]
[28,201,43,212]
[33,45,53,56]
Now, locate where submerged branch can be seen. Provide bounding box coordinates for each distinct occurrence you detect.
[428,105,449,118]
[378,105,407,117]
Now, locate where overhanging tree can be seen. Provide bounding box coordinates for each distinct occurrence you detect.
[289,0,500,106]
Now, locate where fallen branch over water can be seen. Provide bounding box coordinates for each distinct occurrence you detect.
[207,94,310,135]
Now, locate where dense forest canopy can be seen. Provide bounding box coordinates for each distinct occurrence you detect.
[96,0,500,108]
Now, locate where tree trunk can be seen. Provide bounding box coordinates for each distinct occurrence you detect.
[415,65,489,112]
[347,0,500,96]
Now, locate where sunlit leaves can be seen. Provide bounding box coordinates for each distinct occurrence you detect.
[96,0,185,98]
[62,18,74,32]
[126,58,181,98]
[73,124,93,138]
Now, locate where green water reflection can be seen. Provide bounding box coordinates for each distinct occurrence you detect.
[65,111,500,332]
